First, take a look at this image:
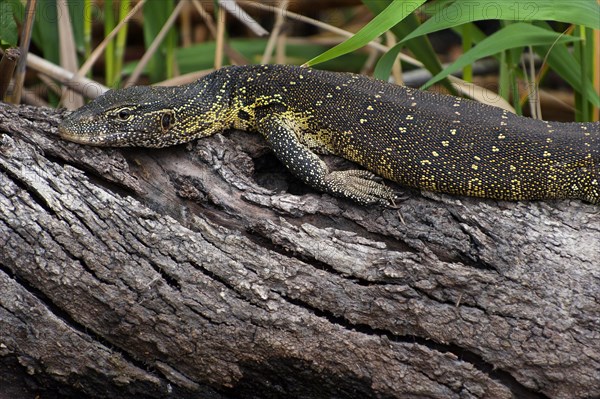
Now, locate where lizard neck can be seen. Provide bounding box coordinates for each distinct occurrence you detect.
[174,70,241,141]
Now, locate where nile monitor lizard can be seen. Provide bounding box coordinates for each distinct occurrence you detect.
[59,64,600,205]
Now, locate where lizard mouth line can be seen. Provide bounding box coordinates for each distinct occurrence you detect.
[59,126,119,146]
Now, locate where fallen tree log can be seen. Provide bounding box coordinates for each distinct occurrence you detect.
[0,102,598,399]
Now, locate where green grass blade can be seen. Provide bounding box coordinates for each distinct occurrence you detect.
[461,23,473,82]
[422,23,581,89]
[573,26,596,121]
[404,0,600,44]
[305,0,426,67]
[582,26,596,120]
[143,0,176,82]
[66,0,85,54]
[104,0,115,86]
[83,0,92,62]
[0,1,19,46]
[33,0,59,64]
[367,0,454,93]
[575,26,588,121]
[509,47,523,114]
[498,50,510,100]
[532,22,600,109]
[112,0,130,87]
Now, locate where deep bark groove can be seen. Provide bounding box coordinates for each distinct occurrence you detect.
[1,103,599,399]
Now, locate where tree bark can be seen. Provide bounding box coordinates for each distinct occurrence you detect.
[0,102,598,399]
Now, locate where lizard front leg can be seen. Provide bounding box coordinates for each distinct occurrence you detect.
[257,114,396,205]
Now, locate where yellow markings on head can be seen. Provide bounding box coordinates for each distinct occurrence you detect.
[471,164,479,170]
[510,165,517,172]
[399,127,407,133]
[360,118,367,124]
[474,155,481,161]
[406,115,414,120]
[442,140,449,147]
[367,105,374,111]
[421,159,431,165]
[498,133,506,139]
[492,146,499,152]
[543,151,552,157]
[326,93,333,98]
[450,129,457,135]
[432,151,439,157]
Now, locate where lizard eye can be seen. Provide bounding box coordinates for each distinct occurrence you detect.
[109,107,133,121]
[118,109,131,120]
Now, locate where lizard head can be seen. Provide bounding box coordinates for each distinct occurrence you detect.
[59,82,227,148]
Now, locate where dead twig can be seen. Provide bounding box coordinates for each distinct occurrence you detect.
[11,0,37,104]
[219,0,268,37]
[261,0,289,64]
[125,0,185,87]
[0,48,20,101]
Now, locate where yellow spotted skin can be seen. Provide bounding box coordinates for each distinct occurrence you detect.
[59,64,600,205]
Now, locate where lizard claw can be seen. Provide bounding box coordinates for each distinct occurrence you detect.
[324,170,398,206]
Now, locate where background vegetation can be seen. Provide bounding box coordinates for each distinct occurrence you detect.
[1,0,598,121]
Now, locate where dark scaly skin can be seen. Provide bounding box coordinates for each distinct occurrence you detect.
[59,64,600,205]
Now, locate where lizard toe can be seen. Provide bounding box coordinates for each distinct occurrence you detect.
[324,170,397,206]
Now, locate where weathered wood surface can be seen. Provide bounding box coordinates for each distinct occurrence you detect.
[0,102,599,399]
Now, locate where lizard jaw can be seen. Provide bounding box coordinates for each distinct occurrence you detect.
[59,125,127,147]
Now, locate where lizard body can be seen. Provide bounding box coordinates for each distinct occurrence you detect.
[59,64,600,205]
